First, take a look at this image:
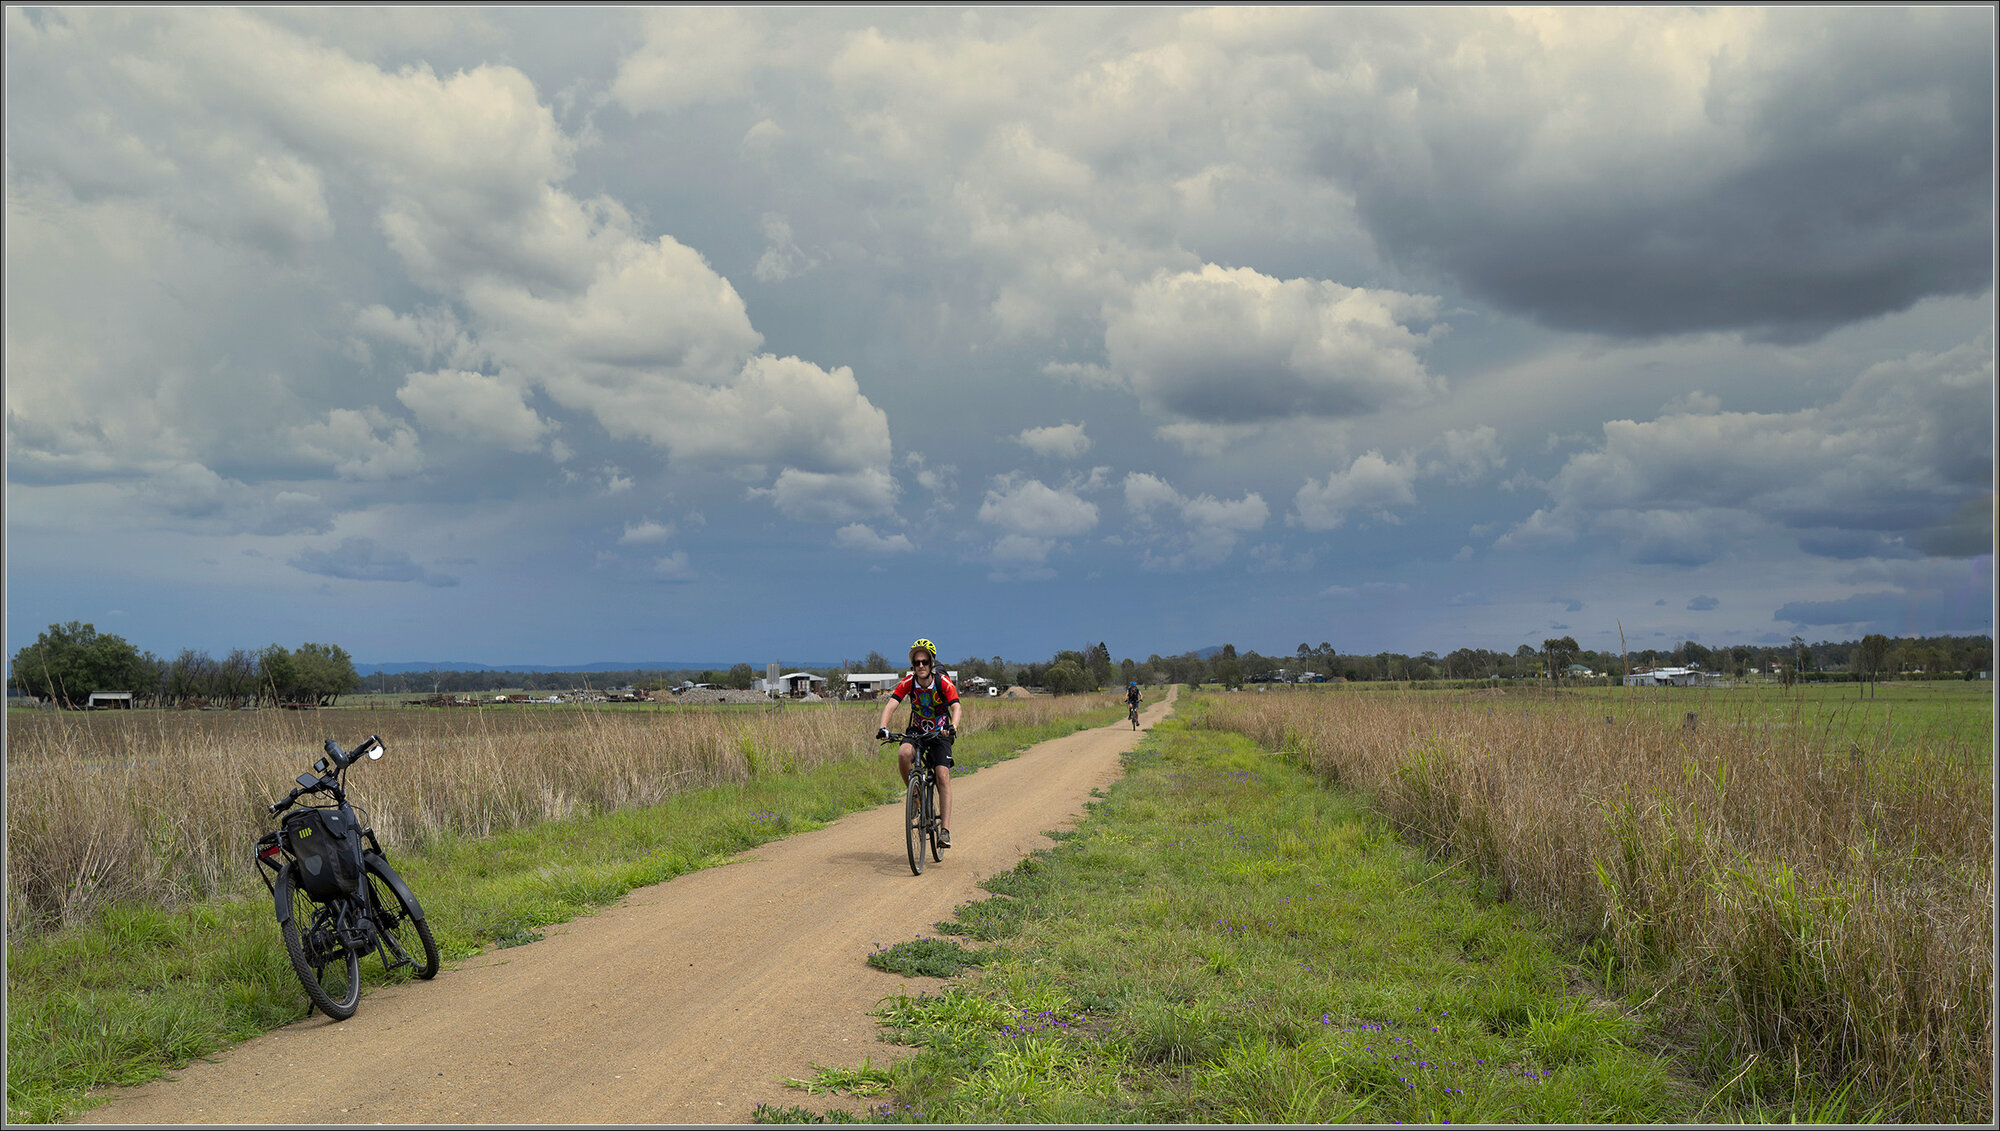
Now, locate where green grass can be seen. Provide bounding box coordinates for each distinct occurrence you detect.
[3,706,1120,1125]
[1542,680,1992,757]
[1228,679,1993,771]
[768,718,1890,1124]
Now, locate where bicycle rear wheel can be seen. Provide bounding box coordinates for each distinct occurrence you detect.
[276,866,362,1020]
[905,770,926,875]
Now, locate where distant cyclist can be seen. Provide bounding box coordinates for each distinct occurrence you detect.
[1126,680,1142,711]
[876,638,962,847]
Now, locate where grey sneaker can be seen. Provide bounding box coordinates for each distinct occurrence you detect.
[937,827,952,849]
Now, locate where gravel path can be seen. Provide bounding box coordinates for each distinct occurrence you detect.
[75,689,1178,1125]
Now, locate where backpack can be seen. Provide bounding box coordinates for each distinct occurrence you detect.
[283,807,365,900]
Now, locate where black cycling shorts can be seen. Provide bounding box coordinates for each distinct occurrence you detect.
[912,734,954,769]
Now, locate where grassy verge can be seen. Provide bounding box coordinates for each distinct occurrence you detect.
[3,705,1120,1124]
[1196,685,1991,1123]
[762,717,1851,1124]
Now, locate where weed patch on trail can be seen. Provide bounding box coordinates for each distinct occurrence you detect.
[866,937,993,978]
[793,718,1716,1125]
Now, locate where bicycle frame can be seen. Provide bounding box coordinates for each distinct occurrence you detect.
[883,730,946,874]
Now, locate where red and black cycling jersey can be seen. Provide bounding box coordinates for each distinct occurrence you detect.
[891,673,958,731]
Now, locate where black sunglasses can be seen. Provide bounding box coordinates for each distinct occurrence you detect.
[911,657,932,666]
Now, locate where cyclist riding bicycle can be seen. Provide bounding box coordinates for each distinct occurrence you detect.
[1126,681,1142,710]
[876,638,962,848]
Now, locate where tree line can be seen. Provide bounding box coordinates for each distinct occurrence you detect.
[10,620,1990,708]
[8,622,362,709]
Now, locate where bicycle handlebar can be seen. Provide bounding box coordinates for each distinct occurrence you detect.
[267,734,382,814]
[878,727,953,744]
[269,782,319,816]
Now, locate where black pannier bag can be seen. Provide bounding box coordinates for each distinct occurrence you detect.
[282,807,364,899]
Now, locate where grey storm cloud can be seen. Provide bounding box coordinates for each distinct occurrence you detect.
[290,538,459,587]
[1519,337,1993,567]
[1773,591,1909,628]
[1687,595,1719,612]
[1323,7,1993,341]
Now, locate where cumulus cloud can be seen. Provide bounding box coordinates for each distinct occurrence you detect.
[834,523,914,553]
[544,352,890,482]
[903,451,959,516]
[5,6,896,545]
[286,408,424,481]
[977,476,1099,538]
[1104,265,1443,425]
[652,550,696,581]
[1425,425,1506,485]
[289,537,458,586]
[1507,336,1993,563]
[1122,472,1268,569]
[1688,595,1719,611]
[753,212,819,283]
[609,6,769,113]
[396,369,551,453]
[1293,451,1418,531]
[619,519,674,545]
[754,466,899,523]
[133,463,334,536]
[1013,422,1091,460]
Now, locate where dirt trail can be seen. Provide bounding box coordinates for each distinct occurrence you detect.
[77,689,1179,1125]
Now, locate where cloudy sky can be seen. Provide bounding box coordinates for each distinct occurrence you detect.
[5,6,1994,669]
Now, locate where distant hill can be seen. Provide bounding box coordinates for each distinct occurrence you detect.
[355,660,843,676]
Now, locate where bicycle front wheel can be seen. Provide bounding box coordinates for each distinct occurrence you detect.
[926,778,943,862]
[364,856,439,980]
[276,866,362,1020]
[905,771,926,875]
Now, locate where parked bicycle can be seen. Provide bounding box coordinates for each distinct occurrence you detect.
[882,730,946,875]
[255,735,438,1020]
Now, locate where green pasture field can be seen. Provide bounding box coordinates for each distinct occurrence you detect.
[763,719,1876,1124]
[1231,679,1994,767]
[2,704,1120,1124]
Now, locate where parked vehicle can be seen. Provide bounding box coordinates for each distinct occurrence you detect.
[254,735,438,1019]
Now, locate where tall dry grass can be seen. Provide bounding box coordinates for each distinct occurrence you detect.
[1194,687,1992,1123]
[4,695,1104,937]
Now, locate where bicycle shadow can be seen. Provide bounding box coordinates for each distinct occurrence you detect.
[822,849,927,878]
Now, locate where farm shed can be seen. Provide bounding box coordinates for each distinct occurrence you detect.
[1623,666,1714,687]
[779,672,826,696]
[844,672,902,698]
[87,691,135,709]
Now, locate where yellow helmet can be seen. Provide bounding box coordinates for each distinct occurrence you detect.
[909,638,938,661]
